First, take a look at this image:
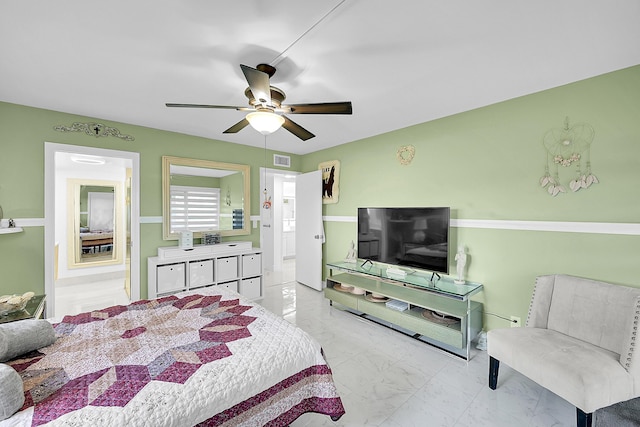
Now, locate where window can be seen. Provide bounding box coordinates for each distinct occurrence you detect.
[169,185,220,233]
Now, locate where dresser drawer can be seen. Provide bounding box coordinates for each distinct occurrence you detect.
[218,280,239,293]
[157,263,186,294]
[242,254,262,278]
[189,259,214,288]
[217,256,239,282]
[240,277,262,299]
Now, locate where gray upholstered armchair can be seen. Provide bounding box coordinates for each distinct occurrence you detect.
[488,274,640,427]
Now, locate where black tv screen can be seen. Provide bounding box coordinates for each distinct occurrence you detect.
[357,207,450,274]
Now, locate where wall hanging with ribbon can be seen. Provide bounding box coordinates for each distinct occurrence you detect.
[540,117,598,196]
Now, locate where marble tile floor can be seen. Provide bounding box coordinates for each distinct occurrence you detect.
[54,276,130,322]
[263,258,296,287]
[259,280,576,427]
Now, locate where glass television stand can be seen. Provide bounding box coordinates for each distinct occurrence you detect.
[325,261,483,360]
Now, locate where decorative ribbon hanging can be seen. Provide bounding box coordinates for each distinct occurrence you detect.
[540,117,598,196]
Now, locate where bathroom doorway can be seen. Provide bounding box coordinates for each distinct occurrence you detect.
[259,168,298,286]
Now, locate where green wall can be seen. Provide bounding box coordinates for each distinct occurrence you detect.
[1,65,639,331]
[169,174,220,188]
[0,102,300,299]
[302,65,640,330]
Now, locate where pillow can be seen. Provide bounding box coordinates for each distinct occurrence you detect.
[0,319,56,362]
[0,364,24,420]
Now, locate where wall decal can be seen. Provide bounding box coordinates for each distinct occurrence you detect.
[54,122,135,141]
[396,145,415,165]
[319,160,340,204]
[540,117,597,196]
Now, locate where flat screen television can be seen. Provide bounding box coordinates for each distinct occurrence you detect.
[357,207,450,274]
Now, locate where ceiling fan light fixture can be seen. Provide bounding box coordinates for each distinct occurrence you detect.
[246,111,285,135]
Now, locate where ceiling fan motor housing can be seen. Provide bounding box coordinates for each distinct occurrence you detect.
[256,63,277,77]
[244,87,286,110]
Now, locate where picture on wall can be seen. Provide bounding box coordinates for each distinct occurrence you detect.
[319,160,340,204]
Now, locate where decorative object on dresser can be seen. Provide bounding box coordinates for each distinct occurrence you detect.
[202,232,221,245]
[148,241,263,300]
[179,230,193,249]
[488,274,640,427]
[325,261,483,360]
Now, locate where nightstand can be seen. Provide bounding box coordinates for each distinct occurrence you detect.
[0,295,46,324]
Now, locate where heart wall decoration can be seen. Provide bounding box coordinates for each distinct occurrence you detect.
[396,145,415,165]
[539,117,598,196]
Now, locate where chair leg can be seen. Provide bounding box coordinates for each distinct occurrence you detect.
[489,356,499,390]
[576,408,592,427]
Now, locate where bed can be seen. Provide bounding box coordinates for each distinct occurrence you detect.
[2,287,345,426]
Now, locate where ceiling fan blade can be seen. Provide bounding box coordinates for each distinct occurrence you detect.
[283,102,352,115]
[240,64,272,108]
[282,116,315,141]
[166,103,252,111]
[223,118,250,134]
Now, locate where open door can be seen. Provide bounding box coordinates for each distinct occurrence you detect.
[295,170,323,291]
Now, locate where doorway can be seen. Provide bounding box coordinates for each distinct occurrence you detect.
[259,168,298,286]
[44,143,140,320]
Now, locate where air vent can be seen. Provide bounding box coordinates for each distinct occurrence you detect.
[273,154,291,168]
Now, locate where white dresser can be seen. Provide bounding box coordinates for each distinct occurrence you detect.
[148,242,263,300]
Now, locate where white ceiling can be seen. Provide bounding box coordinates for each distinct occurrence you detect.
[1,1,639,155]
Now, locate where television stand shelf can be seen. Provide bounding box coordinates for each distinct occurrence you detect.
[325,261,483,360]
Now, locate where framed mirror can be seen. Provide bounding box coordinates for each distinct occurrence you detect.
[67,178,124,268]
[162,156,250,240]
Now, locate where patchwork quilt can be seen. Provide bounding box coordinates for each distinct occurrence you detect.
[3,287,344,426]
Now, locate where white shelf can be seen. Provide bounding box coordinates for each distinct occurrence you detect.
[0,227,23,234]
[148,242,263,301]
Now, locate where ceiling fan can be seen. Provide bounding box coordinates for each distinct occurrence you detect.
[166,64,352,141]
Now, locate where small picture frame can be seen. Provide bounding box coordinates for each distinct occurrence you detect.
[319,160,340,204]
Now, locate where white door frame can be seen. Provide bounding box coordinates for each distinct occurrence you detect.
[44,142,140,318]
